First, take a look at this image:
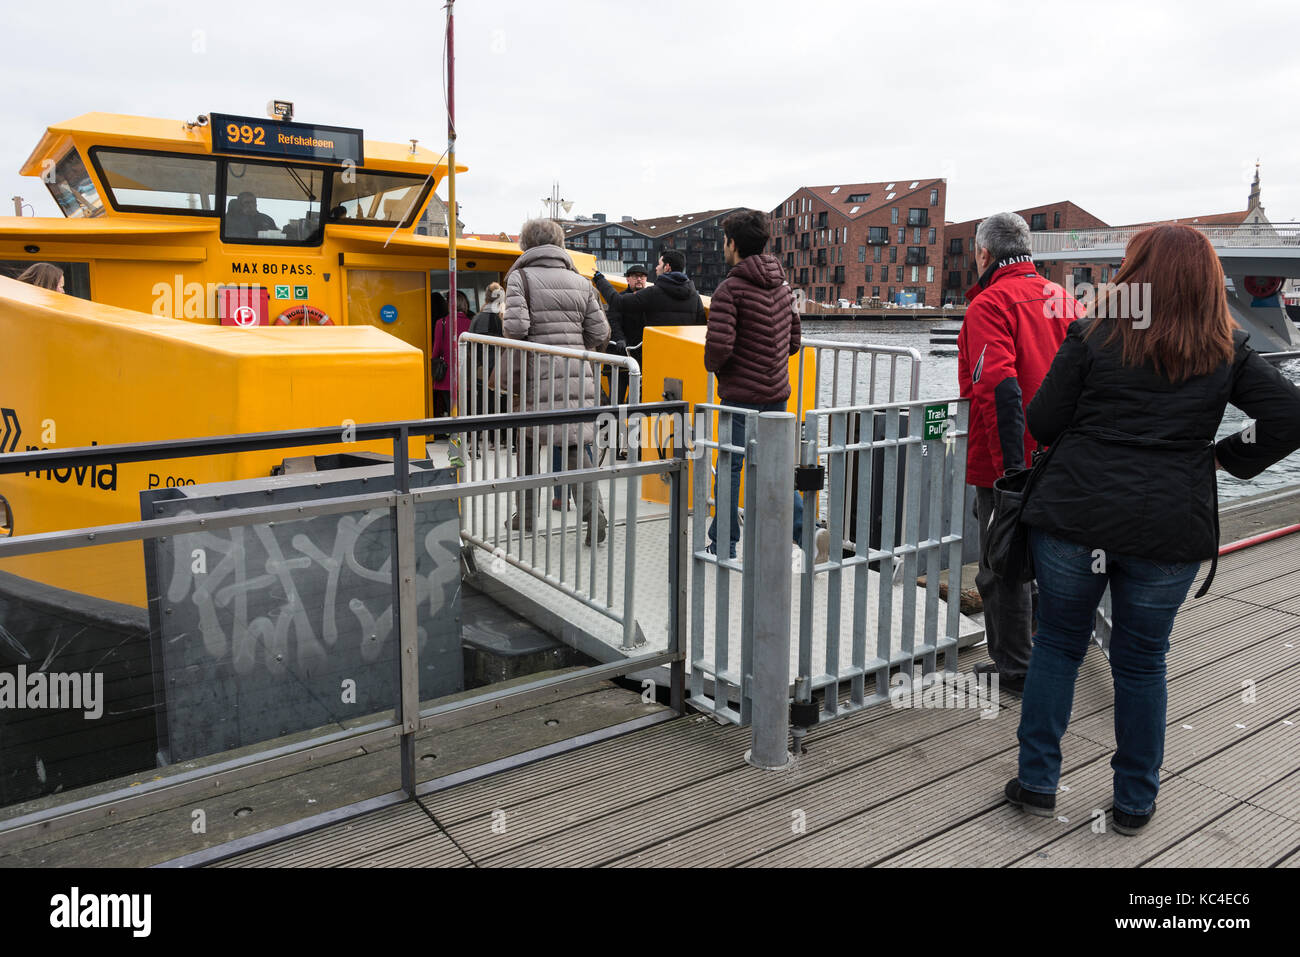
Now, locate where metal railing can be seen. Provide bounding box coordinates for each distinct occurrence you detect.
[457,333,644,649]
[796,338,922,421]
[689,339,936,729]
[1031,222,1300,255]
[795,397,970,731]
[796,339,923,544]
[688,402,762,725]
[0,404,686,847]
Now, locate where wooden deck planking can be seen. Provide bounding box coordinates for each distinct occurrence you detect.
[216,803,467,868]
[638,729,1105,869]
[1065,642,1300,761]
[1177,709,1300,807]
[439,707,987,867]
[875,751,1125,867]
[0,680,661,867]
[190,504,1300,868]
[1143,783,1300,867]
[1011,776,1240,867]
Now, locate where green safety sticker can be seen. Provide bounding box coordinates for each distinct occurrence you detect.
[923,404,949,441]
[293,285,309,300]
[274,284,290,299]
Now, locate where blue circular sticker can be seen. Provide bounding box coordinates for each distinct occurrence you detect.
[379,304,398,324]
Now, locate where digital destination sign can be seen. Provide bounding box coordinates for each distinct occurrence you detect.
[209,113,364,166]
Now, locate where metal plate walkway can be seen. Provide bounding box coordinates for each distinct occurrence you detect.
[468,486,983,676]
[213,532,1300,867]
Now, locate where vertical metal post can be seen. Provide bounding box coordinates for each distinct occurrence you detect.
[746,412,795,770]
[621,362,640,650]
[445,0,459,421]
[668,457,688,713]
[392,427,418,796]
[689,400,709,703]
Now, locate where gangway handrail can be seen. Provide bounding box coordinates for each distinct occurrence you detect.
[455,331,647,649]
[0,405,691,849]
[0,403,675,476]
[457,331,643,372]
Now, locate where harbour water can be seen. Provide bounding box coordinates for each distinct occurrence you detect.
[805,318,1300,504]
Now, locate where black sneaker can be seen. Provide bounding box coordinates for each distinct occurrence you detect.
[973,661,997,676]
[1112,804,1156,836]
[999,674,1026,695]
[1004,779,1056,817]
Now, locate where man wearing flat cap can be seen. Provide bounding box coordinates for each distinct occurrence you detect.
[597,262,648,405]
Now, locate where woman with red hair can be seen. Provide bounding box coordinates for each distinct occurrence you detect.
[1005,224,1300,834]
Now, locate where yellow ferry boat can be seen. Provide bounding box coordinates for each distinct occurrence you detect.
[0,107,609,605]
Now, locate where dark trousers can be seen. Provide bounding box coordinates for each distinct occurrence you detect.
[518,440,605,529]
[974,485,1034,677]
[707,402,804,558]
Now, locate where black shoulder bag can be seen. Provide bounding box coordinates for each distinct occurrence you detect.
[983,439,1062,585]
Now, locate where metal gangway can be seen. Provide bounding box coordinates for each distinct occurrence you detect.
[0,332,980,862]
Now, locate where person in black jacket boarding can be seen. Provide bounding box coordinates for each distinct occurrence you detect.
[592,248,707,373]
[595,262,648,406]
[1004,224,1300,836]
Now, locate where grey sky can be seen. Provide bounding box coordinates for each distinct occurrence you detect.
[4,0,1296,230]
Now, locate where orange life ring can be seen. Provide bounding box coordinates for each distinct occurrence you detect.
[275,305,334,326]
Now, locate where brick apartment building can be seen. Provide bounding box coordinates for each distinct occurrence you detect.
[770,179,947,306]
[941,200,1109,304]
[561,208,740,295]
[942,171,1273,304]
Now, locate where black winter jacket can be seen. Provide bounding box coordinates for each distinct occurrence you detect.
[593,271,706,355]
[1021,318,1300,563]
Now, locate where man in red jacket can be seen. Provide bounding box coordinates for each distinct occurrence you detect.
[958,212,1081,693]
[704,208,803,559]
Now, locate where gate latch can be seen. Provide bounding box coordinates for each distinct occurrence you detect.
[794,465,824,492]
[790,700,820,729]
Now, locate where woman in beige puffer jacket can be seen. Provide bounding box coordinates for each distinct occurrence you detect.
[503,219,610,540]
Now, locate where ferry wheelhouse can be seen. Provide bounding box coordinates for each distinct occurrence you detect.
[0,108,606,604]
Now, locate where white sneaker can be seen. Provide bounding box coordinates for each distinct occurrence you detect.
[815,527,831,564]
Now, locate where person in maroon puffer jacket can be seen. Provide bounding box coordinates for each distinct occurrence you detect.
[703,208,803,559]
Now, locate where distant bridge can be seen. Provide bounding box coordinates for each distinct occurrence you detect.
[1030,223,1300,351]
[1032,223,1300,271]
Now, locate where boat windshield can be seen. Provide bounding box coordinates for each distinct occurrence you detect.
[327,169,430,227]
[92,148,219,214]
[221,159,324,245]
[45,149,105,218]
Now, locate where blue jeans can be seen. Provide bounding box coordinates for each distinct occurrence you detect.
[706,402,803,558]
[1017,527,1198,815]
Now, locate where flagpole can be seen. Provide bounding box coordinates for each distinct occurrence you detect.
[445,0,458,420]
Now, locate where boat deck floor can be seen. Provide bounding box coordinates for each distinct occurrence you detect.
[209,531,1300,868]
